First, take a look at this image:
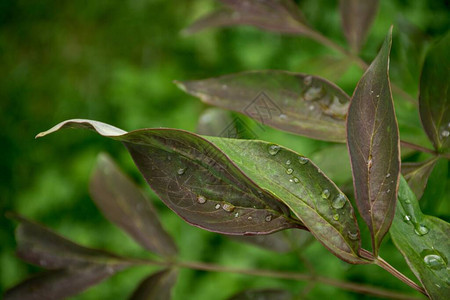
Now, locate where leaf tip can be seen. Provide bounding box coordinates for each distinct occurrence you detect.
[173,80,187,93]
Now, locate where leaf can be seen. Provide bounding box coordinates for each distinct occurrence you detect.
[207,137,366,264]
[90,153,178,257]
[419,33,450,153]
[4,265,127,300]
[37,119,305,235]
[346,27,400,256]
[129,269,178,300]
[227,288,293,300]
[183,0,310,36]
[175,70,350,142]
[401,157,438,200]
[339,0,380,53]
[390,177,450,300]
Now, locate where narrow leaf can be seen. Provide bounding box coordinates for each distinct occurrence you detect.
[90,153,178,257]
[346,27,400,256]
[339,0,380,53]
[419,33,450,153]
[5,264,127,300]
[176,70,350,142]
[208,137,366,264]
[183,0,310,36]
[390,177,450,300]
[228,288,293,300]
[37,119,305,236]
[401,157,439,200]
[129,269,177,300]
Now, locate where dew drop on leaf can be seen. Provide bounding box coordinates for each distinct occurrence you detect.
[386,173,391,178]
[298,156,309,165]
[265,215,273,222]
[442,130,450,137]
[333,214,340,221]
[286,168,293,175]
[303,75,313,85]
[279,114,288,120]
[177,168,186,175]
[403,215,411,223]
[321,189,331,199]
[332,194,346,209]
[285,159,291,165]
[414,224,429,236]
[197,195,206,204]
[222,203,235,212]
[423,254,446,270]
[293,177,299,183]
[268,144,281,156]
[215,204,221,209]
[348,231,359,241]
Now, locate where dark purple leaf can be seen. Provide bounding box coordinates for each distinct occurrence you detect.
[176,70,350,142]
[347,27,400,256]
[401,157,438,200]
[419,33,450,153]
[37,120,305,236]
[339,0,379,53]
[129,269,177,300]
[228,288,293,300]
[90,153,178,257]
[183,0,310,36]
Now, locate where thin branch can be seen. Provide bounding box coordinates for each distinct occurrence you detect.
[400,140,437,156]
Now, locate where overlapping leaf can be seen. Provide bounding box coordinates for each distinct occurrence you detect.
[346,27,400,256]
[90,153,178,257]
[390,177,450,300]
[37,119,304,236]
[176,70,350,142]
[419,33,450,153]
[339,0,379,53]
[401,157,438,200]
[130,269,178,300]
[183,0,310,36]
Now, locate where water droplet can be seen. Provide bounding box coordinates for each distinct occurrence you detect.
[177,168,186,175]
[222,203,235,212]
[286,168,293,175]
[247,216,253,220]
[279,114,288,120]
[234,212,239,218]
[293,177,300,183]
[215,204,221,209]
[404,199,411,204]
[348,231,359,241]
[197,195,206,204]
[414,224,429,236]
[403,215,411,223]
[442,130,450,137]
[376,94,380,98]
[298,156,309,165]
[386,189,391,194]
[285,159,291,165]
[265,215,273,222]
[321,189,331,199]
[303,75,313,85]
[423,254,446,270]
[332,193,346,209]
[369,90,374,95]
[386,173,391,178]
[268,144,281,156]
[304,86,324,101]
[308,105,315,111]
[333,214,340,221]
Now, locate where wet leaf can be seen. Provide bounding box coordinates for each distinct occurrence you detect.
[339,0,379,53]
[90,153,178,257]
[176,70,350,142]
[129,269,177,300]
[4,264,128,300]
[183,0,310,36]
[346,27,400,256]
[37,119,305,236]
[207,137,366,264]
[227,288,293,300]
[390,177,450,300]
[419,33,450,153]
[401,157,438,200]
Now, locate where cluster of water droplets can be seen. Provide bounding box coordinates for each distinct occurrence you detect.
[401,196,430,237]
[440,122,450,139]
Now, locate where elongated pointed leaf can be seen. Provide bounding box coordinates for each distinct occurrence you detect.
[207,137,366,264]
[347,27,400,255]
[184,0,309,36]
[228,289,292,300]
[176,70,350,142]
[5,264,128,300]
[10,215,128,269]
[37,119,305,236]
[339,0,379,53]
[90,153,178,257]
[129,269,177,300]
[419,33,450,153]
[390,177,450,300]
[401,157,438,200]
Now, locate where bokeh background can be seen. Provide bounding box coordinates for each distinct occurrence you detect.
[1,0,449,299]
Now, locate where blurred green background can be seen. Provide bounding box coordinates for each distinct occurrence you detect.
[1,0,449,299]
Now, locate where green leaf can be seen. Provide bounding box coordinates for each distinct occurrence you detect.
[401,157,438,200]
[176,70,350,142]
[346,27,400,256]
[37,119,304,236]
[390,177,450,300]
[339,0,379,53]
[90,153,178,257]
[207,137,366,264]
[183,0,309,36]
[419,33,450,153]
[227,288,293,300]
[129,269,178,300]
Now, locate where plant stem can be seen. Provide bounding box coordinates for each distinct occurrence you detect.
[400,140,437,156]
[131,257,425,300]
[303,29,418,105]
